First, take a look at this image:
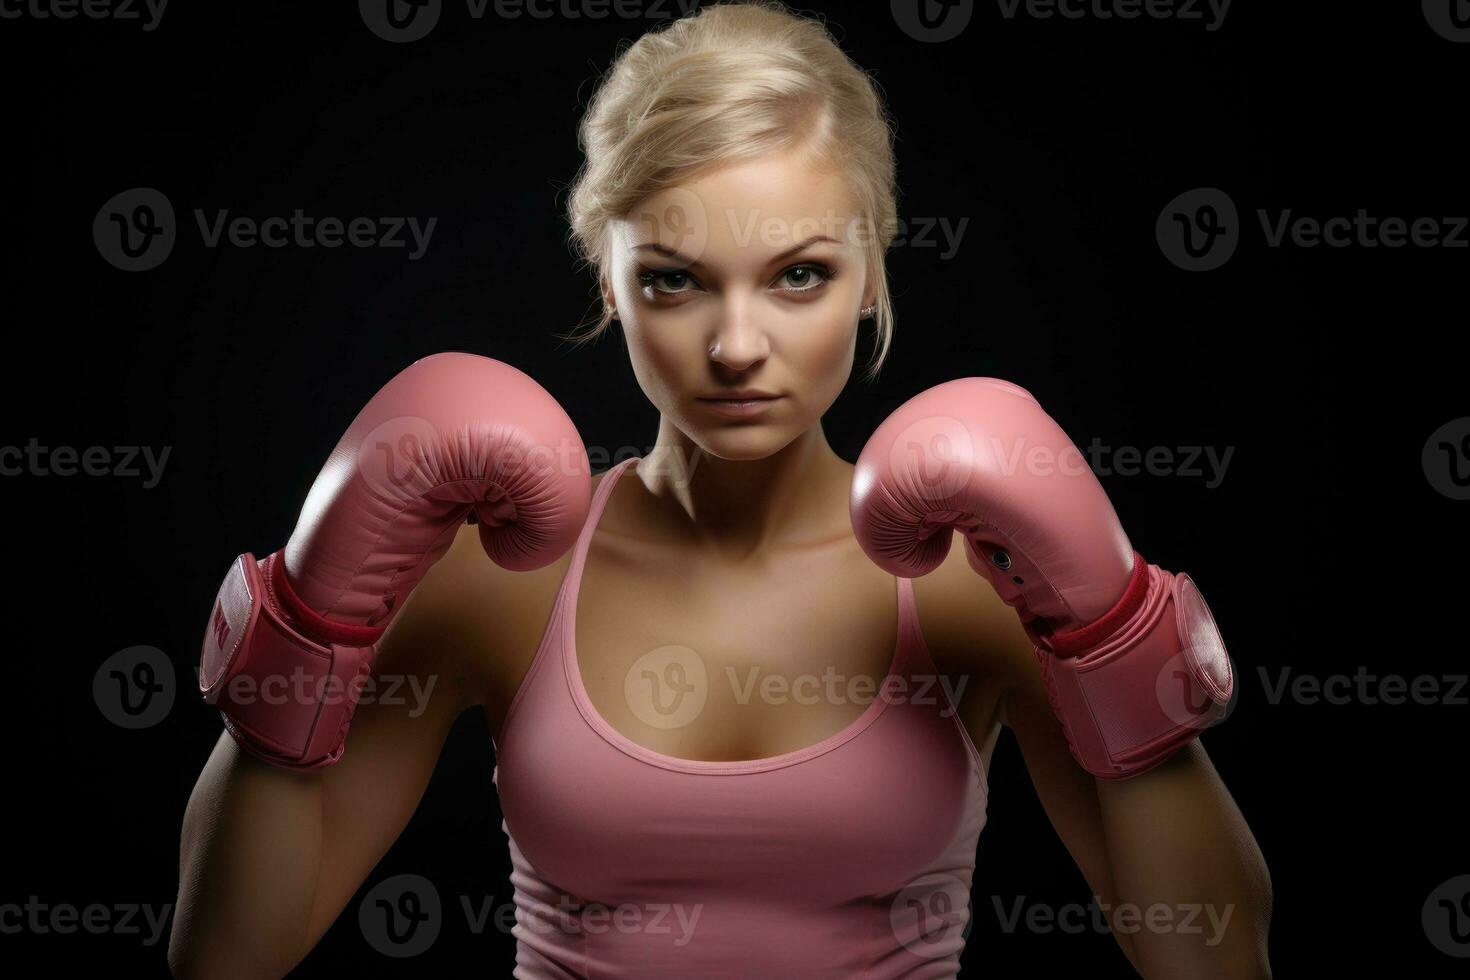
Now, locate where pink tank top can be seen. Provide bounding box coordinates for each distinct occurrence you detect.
[492,457,990,978]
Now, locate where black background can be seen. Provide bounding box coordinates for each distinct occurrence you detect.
[2,0,1465,975]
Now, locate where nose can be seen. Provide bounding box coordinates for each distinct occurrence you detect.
[707,301,770,371]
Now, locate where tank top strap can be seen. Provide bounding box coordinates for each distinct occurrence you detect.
[893,574,924,663]
[893,575,917,643]
[562,455,640,587]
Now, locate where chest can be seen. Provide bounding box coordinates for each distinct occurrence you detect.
[574,535,902,764]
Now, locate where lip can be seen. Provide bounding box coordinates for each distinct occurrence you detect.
[696,393,785,418]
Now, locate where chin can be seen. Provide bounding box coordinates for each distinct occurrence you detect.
[681,419,804,462]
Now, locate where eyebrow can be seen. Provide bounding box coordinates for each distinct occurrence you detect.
[633,233,842,268]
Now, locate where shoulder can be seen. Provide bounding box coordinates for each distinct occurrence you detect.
[382,471,610,702]
[908,529,1044,723]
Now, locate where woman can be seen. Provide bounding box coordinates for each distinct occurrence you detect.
[169,3,1272,976]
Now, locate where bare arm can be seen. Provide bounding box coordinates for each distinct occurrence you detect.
[921,533,1272,976]
[995,579,1274,976]
[168,526,491,979]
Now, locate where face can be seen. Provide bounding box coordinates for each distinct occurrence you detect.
[603,147,874,461]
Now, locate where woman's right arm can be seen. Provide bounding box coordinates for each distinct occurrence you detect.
[168,525,491,980]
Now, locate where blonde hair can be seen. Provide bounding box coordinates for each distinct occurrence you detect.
[561,0,899,380]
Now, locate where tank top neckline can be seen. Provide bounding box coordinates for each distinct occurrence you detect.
[561,455,915,776]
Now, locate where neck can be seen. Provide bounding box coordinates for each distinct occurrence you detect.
[634,418,850,560]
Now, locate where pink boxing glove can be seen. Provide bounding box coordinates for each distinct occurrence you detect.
[199,352,591,770]
[850,378,1233,779]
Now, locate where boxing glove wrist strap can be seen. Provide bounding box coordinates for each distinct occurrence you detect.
[199,551,381,771]
[1045,552,1151,655]
[1029,556,1234,780]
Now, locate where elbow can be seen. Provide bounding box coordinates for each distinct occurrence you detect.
[167,922,280,980]
[166,934,200,980]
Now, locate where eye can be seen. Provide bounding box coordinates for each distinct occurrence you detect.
[773,263,834,293]
[638,268,699,295]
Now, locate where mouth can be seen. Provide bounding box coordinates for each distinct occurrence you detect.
[695,394,785,418]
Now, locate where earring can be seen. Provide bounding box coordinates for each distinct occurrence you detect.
[859,305,877,319]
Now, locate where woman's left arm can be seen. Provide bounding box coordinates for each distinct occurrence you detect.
[1096,740,1273,977]
[992,588,1274,978]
